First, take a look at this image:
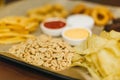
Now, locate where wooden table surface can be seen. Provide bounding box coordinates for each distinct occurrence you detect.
[0,0,120,80]
[0,60,56,80]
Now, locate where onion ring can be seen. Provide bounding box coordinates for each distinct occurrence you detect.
[91,9,109,26]
[71,4,86,14]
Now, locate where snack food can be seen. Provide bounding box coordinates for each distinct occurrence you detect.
[27,4,69,22]
[71,4,114,26]
[73,30,120,80]
[91,6,112,26]
[71,4,86,14]
[0,16,39,32]
[104,18,120,32]
[113,18,120,23]
[9,35,75,71]
[0,16,39,44]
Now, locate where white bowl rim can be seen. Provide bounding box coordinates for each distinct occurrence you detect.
[62,27,92,41]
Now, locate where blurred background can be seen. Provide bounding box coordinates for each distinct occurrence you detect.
[0,0,19,6]
[1,0,120,6]
[86,0,120,6]
[0,0,120,6]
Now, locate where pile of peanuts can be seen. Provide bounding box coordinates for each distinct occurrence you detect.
[9,35,75,71]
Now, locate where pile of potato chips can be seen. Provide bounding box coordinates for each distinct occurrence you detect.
[73,30,120,80]
[0,16,39,44]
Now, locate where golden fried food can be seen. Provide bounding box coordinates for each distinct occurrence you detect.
[0,37,26,44]
[0,32,34,38]
[72,4,92,15]
[73,30,120,80]
[0,32,34,44]
[91,9,109,26]
[0,16,39,32]
[83,8,92,15]
[27,4,69,22]
[53,3,64,11]
[91,6,114,26]
[96,6,114,20]
[71,4,114,26]
[71,4,86,14]
[0,16,38,44]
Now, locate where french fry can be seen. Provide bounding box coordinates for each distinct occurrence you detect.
[0,32,34,38]
[0,28,10,33]
[0,37,26,44]
[0,16,38,44]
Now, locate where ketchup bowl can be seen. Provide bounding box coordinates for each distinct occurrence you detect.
[40,18,66,37]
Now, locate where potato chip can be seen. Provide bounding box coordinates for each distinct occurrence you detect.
[73,31,120,80]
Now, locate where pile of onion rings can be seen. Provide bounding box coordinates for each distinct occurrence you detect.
[71,4,114,26]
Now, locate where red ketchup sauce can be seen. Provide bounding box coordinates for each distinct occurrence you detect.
[44,21,66,29]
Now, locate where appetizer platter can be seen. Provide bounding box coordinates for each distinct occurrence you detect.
[0,0,120,80]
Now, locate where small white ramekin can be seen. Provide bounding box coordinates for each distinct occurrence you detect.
[40,18,66,37]
[66,14,94,29]
[62,27,92,46]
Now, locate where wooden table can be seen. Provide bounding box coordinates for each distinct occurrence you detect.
[0,60,55,80]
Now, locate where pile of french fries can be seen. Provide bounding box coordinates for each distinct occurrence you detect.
[0,16,39,44]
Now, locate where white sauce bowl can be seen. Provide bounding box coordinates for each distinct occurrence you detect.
[62,27,92,46]
[67,14,94,29]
